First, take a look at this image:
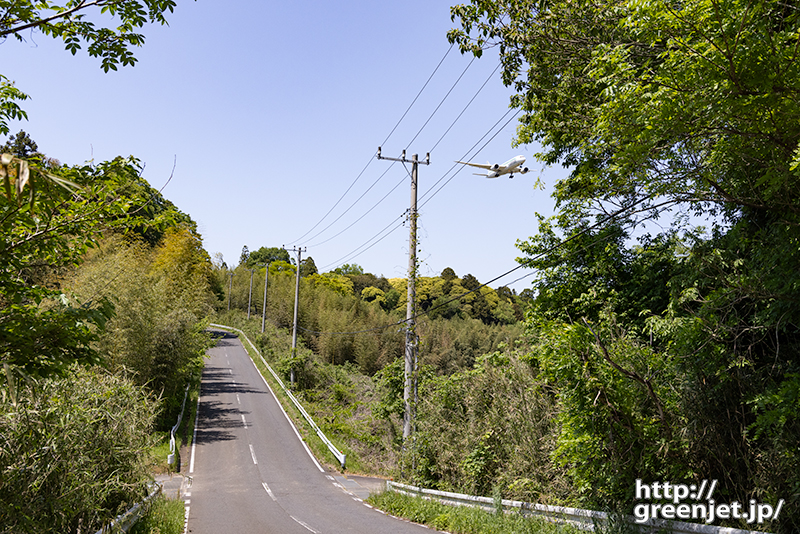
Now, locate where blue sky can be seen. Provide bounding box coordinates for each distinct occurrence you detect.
[2,0,567,291]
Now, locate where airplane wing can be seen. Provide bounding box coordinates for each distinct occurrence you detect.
[456,160,493,170]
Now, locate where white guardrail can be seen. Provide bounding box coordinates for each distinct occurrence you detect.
[386,482,774,534]
[167,380,191,465]
[94,482,162,534]
[209,323,347,470]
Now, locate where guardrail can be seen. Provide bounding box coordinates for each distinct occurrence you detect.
[94,482,162,534]
[209,323,347,470]
[167,380,191,466]
[386,481,774,534]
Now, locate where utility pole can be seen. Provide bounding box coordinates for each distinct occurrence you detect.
[261,263,270,333]
[377,147,430,441]
[227,271,233,311]
[246,268,255,320]
[284,246,306,387]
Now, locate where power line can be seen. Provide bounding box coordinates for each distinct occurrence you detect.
[299,160,399,246]
[296,57,500,251]
[403,56,475,150]
[308,170,408,248]
[297,194,658,336]
[314,108,519,272]
[286,44,455,246]
[319,212,407,271]
[419,107,521,208]
[381,43,455,149]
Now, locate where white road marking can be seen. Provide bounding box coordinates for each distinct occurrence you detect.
[248,356,324,472]
[262,482,277,501]
[291,516,318,533]
[236,394,241,404]
[189,394,201,474]
[241,413,247,426]
[249,444,258,465]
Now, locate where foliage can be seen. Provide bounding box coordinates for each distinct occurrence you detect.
[219,260,524,377]
[245,245,290,267]
[367,490,578,534]
[0,366,158,534]
[129,496,185,534]
[449,0,800,224]
[449,0,800,530]
[333,263,365,276]
[64,231,214,428]
[0,77,28,137]
[410,348,566,502]
[516,214,683,332]
[1,131,41,159]
[0,155,148,380]
[0,0,183,133]
[0,0,179,73]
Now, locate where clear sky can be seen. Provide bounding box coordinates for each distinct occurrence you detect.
[2,0,568,292]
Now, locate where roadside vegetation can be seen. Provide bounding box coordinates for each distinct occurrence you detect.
[2,0,798,532]
[0,135,218,532]
[366,490,582,534]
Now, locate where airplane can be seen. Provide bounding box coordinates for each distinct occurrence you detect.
[455,155,529,178]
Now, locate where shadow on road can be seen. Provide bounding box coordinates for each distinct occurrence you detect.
[196,344,266,444]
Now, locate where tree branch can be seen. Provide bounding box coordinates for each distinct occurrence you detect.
[0,1,107,39]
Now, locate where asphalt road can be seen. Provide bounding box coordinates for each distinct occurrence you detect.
[185,330,432,534]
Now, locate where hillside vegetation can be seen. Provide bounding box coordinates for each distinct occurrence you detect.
[0,139,220,533]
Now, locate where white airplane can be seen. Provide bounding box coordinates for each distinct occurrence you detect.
[455,155,529,178]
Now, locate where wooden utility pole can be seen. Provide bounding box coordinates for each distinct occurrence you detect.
[377,147,430,441]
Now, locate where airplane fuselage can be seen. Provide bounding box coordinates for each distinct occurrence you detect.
[455,155,529,178]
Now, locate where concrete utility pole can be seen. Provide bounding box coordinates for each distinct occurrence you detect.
[246,268,255,320]
[261,264,270,333]
[285,246,306,387]
[377,147,430,441]
[227,271,233,311]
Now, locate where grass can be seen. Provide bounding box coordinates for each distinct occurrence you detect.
[145,431,173,474]
[367,490,582,534]
[129,495,185,534]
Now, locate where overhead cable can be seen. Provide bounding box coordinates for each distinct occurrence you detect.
[286,44,455,246]
[298,194,658,336]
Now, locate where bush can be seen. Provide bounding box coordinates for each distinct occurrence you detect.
[0,366,158,533]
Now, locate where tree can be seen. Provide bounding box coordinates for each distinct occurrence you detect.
[1,131,40,159]
[246,246,290,267]
[300,256,318,277]
[332,263,364,276]
[0,0,179,72]
[448,0,800,225]
[239,245,250,266]
[450,1,800,527]
[0,0,183,133]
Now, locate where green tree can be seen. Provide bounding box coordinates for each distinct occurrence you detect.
[246,246,290,267]
[450,1,800,528]
[0,155,147,380]
[300,255,318,277]
[0,0,184,133]
[333,263,365,276]
[449,0,800,224]
[0,366,158,533]
[1,130,40,159]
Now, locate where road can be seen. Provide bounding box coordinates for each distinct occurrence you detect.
[185,330,432,534]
